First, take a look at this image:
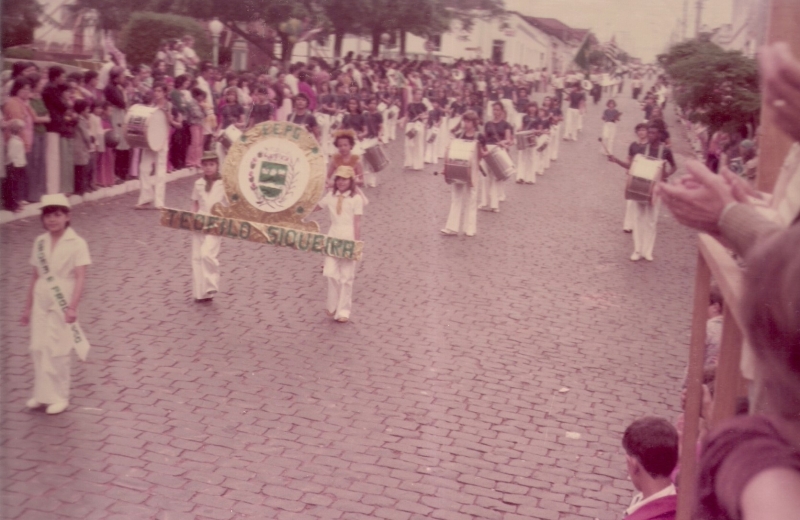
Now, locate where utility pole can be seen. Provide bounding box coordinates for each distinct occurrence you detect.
[695,0,705,37]
[682,0,689,40]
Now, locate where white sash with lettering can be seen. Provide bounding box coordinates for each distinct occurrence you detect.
[34,236,91,361]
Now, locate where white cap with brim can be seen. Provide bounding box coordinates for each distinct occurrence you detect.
[40,194,71,210]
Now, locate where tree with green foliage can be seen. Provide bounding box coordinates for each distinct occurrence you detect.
[2,0,42,48]
[659,39,760,135]
[119,12,212,66]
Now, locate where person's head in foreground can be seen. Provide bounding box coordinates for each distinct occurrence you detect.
[622,417,678,495]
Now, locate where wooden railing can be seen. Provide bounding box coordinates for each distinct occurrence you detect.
[675,235,747,520]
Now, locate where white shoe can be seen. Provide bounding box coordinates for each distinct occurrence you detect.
[630,252,642,261]
[26,398,42,409]
[46,401,69,415]
[644,254,654,262]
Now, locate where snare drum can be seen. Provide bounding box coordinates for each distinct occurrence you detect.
[124,105,168,151]
[443,139,476,185]
[218,125,243,151]
[364,142,389,172]
[515,131,537,150]
[484,145,515,181]
[536,133,550,152]
[625,154,665,202]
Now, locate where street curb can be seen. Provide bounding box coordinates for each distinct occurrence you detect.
[0,167,198,225]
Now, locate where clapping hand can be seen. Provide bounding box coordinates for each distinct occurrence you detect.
[760,42,800,143]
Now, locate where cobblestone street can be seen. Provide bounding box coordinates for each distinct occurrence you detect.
[1,86,701,520]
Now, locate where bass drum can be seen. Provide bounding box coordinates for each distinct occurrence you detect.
[125,104,168,151]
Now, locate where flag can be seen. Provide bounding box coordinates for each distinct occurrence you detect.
[604,36,620,61]
[573,36,591,70]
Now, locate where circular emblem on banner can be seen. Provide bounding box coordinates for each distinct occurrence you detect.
[238,137,311,213]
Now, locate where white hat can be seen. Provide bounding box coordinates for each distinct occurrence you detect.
[40,194,71,209]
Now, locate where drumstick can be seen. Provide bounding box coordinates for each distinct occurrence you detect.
[598,137,612,156]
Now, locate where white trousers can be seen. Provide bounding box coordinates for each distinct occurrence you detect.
[623,200,636,231]
[517,148,536,183]
[46,132,61,194]
[404,122,425,170]
[192,233,222,299]
[325,258,356,320]
[550,123,561,160]
[602,122,617,155]
[577,110,584,133]
[424,131,439,164]
[632,200,660,258]
[479,170,501,209]
[137,147,167,207]
[564,108,580,140]
[32,350,71,405]
[444,183,478,235]
[386,115,397,141]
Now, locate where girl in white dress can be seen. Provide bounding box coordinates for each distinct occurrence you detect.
[312,166,364,323]
[191,151,230,302]
[21,194,91,415]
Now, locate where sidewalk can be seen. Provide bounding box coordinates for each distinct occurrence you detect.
[0,167,199,225]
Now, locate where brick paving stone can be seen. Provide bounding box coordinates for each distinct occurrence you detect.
[2,84,697,519]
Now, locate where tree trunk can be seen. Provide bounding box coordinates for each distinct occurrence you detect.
[371,29,381,57]
[334,30,344,58]
[399,30,407,56]
[224,21,277,60]
[281,34,294,64]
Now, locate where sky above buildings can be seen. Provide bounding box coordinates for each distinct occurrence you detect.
[505,0,733,62]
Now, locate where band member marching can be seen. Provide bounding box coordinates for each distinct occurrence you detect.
[287,93,320,141]
[601,99,621,155]
[479,102,514,213]
[544,96,563,162]
[311,165,364,323]
[607,123,676,261]
[191,151,230,302]
[425,98,444,164]
[516,102,539,185]
[404,90,427,171]
[533,107,552,176]
[21,194,91,415]
[135,82,182,210]
[441,111,485,237]
[363,98,384,188]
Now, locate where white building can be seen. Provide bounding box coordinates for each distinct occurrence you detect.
[296,11,554,71]
[710,0,769,58]
[33,0,100,57]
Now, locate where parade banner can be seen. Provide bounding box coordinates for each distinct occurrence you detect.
[159,208,363,261]
[160,121,364,261]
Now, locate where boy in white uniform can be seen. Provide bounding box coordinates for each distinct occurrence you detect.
[191,151,230,302]
[608,124,676,261]
[21,194,91,415]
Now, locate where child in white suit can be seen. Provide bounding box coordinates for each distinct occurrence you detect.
[191,151,229,302]
[21,194,91,415]
[313,165,364,323]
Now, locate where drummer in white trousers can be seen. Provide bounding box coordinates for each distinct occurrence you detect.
[362,98,384,188]
[404,91,428,171]
[607,123,676,261]
[441,111,485,237]
[544,97,562,163]
[135,82,181,209]
[479,102,514,213]
[191,151,229,302]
